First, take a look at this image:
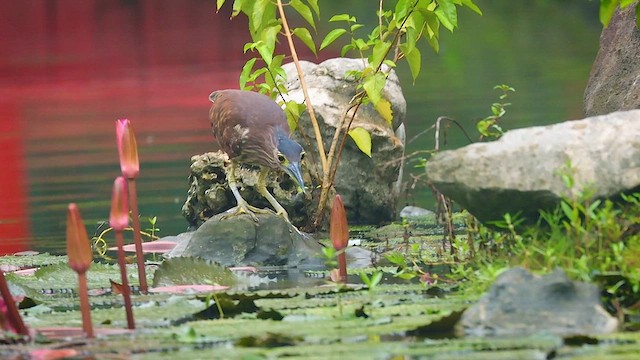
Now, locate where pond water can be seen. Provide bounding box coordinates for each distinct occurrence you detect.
[0,0,601,254]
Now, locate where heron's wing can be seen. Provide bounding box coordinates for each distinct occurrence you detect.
[209,90,287,164]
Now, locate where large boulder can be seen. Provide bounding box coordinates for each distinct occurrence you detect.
[584,6,640,116]
[425,110,640,224]
[283,58,406,225]
[457,267,618,337]
[166,212,324,268]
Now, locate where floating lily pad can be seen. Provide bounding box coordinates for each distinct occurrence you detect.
[152,257,237,288]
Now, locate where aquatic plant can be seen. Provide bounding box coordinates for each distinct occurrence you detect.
[330,195,348,283]
[65,203,94,338]
[110,176,135,330]
[0,270,28,338]
[116,118,148,292]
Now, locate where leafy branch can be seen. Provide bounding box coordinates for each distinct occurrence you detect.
[216,0,482,229]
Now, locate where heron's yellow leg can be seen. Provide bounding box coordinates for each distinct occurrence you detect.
[223,161,270,222]
[256,167,289,220]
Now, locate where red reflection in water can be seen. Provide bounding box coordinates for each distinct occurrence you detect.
[0,0,309,253]
[0,103,29,253]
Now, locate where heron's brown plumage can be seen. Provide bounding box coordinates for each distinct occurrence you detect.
[209,90,289,169]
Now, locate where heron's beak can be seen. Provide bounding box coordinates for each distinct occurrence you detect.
[283,161,305,194]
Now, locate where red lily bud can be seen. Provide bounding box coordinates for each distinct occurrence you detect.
[330,195,349,251]
[110,177,129,231]
[116,119,139,179]
[66,203,93,274]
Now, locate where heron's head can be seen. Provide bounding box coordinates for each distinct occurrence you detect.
[275,128,305,193]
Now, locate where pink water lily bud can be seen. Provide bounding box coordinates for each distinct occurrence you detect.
[116,119,139,179]
[330,195,349,251]
[66,203,93,274]
[110,177,129,231]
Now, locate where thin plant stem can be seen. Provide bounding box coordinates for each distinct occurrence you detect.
[337,252,347,283]
[0,271,29,337]
[276,0,327,173]
[115,230,135,330]
[77,272,94,338]
[127,178,147,293]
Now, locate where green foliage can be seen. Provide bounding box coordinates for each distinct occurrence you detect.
[599,0,640,28]
[475,84,515,141]
[221,0,480,152]
[359,270,383,290]
[455,170,640,308]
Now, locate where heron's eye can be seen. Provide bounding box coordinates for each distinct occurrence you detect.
[300,151,306,161]
[277,153,286,164]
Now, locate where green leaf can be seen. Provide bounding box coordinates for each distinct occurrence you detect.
[292,28,317,55]
[636,2,640,28]
[620,0,635,7]
[216,0,226,12]
[600,0,620,27]
[370,271,383,287]
[425,11,440,39]
[291,0,315,30]
[320,28,347,50]
[284,100,304,132]
[251,0,272,32]
[375,98,394,125]
[306,0,320,16]
[231,0,246,17]
[435,0,457,31]
[395,0,413,20]
[460,0,482,15]
[329,14,356,22]
[384,252,407,266]
[351,24,364,32]
[362,72,386,106]
[341,43,355,57]
[369,41,391,70]
[239,58,257,90]
[257,24,281,65]
[403,46,421,82]
[426,35,440,53]
[348,127,372,157]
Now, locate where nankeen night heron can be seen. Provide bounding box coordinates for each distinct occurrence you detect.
[209,89,305,221]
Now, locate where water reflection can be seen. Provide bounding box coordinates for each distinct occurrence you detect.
[0,0,601,253]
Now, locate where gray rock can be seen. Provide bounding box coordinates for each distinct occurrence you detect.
[457,267,619,337]
[399,206,435,218]
[425,110,640,224]
[283,57,406,225]
[584,6,640,116]
[168,211,324,268]
[181,151,308,229]
[160,232,195,259]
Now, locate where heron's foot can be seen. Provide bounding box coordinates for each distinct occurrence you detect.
[221,202,274,222]
[275,208,290,221]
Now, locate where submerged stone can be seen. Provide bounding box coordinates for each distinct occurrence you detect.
[165,212,324,268]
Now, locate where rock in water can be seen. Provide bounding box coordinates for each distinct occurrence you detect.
[457,267,618,337]
[425,110,640,224]
[168,212,324,268]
